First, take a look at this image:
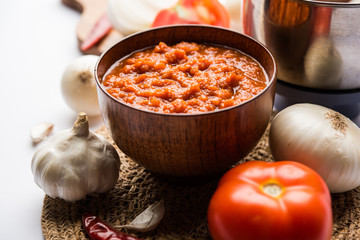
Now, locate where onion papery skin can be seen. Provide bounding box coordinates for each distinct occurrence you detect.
[107,0,177,35]
[269,103,360,193]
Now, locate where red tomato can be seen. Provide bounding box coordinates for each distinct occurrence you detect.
[152,0,230,28]
[207,161,332,240]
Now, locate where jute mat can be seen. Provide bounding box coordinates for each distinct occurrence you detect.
[41,125,360,240]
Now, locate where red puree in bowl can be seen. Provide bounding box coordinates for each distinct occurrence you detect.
[102,41,268,113]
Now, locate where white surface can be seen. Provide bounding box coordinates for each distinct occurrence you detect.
[0,1,103,239]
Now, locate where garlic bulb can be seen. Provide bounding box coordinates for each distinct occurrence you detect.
[31,112,120,201]
[61,55,101,116]
[269,103,360,193]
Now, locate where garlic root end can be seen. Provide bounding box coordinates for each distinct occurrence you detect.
[73,112,90,137]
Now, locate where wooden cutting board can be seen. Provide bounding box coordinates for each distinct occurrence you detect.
[62,0,124,55]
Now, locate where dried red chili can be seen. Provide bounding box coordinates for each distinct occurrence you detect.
[82,213,142,240]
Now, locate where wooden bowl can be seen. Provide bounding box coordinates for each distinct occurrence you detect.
[95,25,277,179]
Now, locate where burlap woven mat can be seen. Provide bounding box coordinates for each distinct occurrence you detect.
[41,125,360,240]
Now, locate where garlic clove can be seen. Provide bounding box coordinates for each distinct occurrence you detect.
[30,122,54,144]
[116,200,165,232]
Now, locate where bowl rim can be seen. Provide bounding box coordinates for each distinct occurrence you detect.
[299,0,360,7]
[95,24,277,117]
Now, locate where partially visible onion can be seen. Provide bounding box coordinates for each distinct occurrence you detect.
[269,103,360,193]
[61,55,100,116]
[107,0,177,35]
[220,0,241,31]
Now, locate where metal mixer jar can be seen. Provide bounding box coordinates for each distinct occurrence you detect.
[241,0,360,120]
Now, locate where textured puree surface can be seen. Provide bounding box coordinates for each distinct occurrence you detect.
[102,41,268,113]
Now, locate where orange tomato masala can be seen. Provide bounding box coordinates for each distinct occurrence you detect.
[102,41,268,113]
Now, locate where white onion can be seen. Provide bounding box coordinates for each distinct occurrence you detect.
[269,103,360,193]
[61,55,100,116]
[107,0,177,35]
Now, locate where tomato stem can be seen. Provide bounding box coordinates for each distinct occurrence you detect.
[263,183,282,197]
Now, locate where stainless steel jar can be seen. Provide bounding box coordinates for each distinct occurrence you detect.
[241,0,360,90]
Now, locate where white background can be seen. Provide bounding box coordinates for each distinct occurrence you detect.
[0,1,103,239]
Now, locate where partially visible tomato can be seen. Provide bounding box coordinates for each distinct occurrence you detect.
[310,7,332,42]
[152,0,230,28]
[207,160,332,240]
